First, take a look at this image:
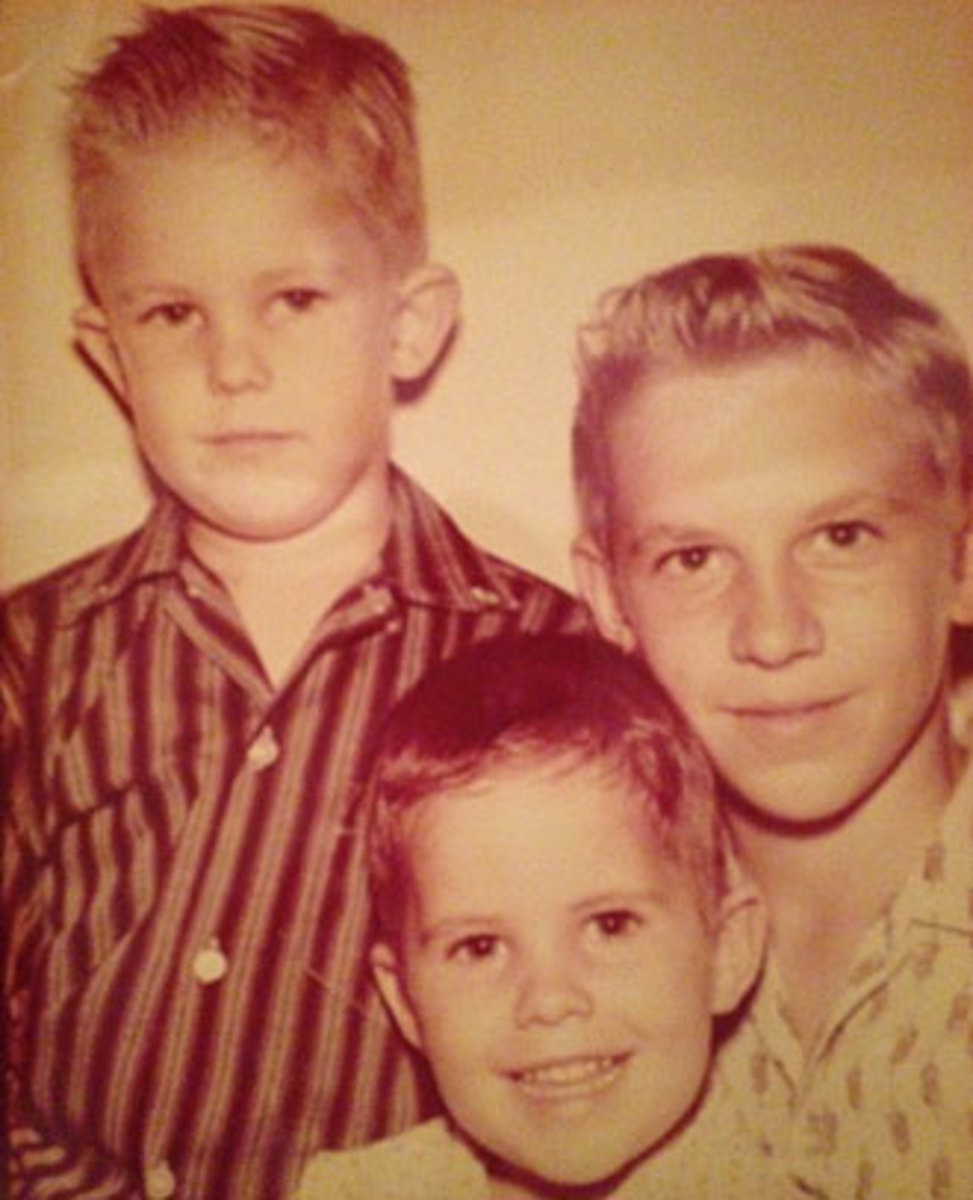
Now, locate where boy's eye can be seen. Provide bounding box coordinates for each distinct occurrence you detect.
[448,933,502,964]
[276,288,328,313]
[139,302,197,328]
[588,909,643,941]
[654,545,718,578]
[810,520,881,556]
[821,520,876,547]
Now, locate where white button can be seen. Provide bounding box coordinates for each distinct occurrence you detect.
[144,1161,177,1198]
[369,589,391,615]
[469,585,500,606]
[192,941,228,985]
[246,727,280,769]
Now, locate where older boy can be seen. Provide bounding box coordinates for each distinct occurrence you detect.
[0,7,583,1198]
[297,633,766,1199]
[572,245,973,1197]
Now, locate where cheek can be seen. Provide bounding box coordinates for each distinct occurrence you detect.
[119,349,191,415]
[625,596,719,696]
[410,976,485,1064]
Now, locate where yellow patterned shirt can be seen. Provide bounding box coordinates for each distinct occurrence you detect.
[705,766,973,1199]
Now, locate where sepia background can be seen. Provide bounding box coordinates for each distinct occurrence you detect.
[2,0,972,592]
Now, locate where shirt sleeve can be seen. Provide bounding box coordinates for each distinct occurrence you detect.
[5,1112,143,1200]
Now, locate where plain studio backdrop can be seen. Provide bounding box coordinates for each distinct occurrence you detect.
[2,0,972,592]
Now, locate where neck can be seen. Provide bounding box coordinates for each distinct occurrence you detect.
[186,468,392,685]
[487,1156,632,1200]
[727,701,959,1046]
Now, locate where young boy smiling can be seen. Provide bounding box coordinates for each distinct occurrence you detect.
[0,7,582,1198]
[572,245,973,1197]
[297,634,766,1199]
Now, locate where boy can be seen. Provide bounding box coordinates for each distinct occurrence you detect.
[0,7,583,1198]
[571,245,973,1197]
[296,633,767,1199]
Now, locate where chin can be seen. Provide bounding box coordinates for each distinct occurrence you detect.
[511,1139,643,1191]
[196,497,336,544]
[723,773,875,833]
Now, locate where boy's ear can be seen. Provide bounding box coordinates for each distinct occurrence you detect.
[389,263,460,383]
[370,941,424,1052]
[73,303,127,403]
[709,883,767,1017]
[571,533,637,652]
[950,517,973,626]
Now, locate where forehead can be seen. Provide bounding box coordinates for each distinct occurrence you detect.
[80,127,380,292]
[403,756,686,907]
[606,349,959,535]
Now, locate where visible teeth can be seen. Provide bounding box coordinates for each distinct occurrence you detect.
[515,1056,620,1087]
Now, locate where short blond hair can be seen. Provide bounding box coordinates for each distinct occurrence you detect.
[68,4,427,292]
[573,245,973,550]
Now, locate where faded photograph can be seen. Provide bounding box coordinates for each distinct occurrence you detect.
[2,2,971,1198]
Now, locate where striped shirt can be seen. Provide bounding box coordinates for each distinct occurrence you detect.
[2,469,587,1200]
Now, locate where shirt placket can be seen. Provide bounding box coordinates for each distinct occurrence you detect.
[129,571,402,1194]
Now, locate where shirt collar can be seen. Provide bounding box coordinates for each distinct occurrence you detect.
[378,467,524,614]
[57,469,524,626]
[58,494,185,626]
[900,754,973,938]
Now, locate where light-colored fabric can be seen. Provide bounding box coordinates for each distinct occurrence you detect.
[643,766,973,1199]
[296,1100,789,1200]
[296,1120,490,1200]
[2,469,587,1200]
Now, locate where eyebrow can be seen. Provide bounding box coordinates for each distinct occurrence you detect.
[571,888,670,914]
[115,284,189,306]
[419,888,671,945]
[418,915,504,948]
[621,521,719,560]
[801,488,921,521]
[624,489,925,556]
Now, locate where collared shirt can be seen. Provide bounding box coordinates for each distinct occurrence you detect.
[295,1119,490,1200]
[295,1109,781,1200]
[2,470,587,1200]
[655,765,973,1199]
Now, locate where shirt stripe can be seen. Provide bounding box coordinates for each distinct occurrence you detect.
[2,469,588,1199]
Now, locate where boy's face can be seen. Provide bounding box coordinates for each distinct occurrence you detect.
[76,130,455,546]
[373,758,758,1189]
[578,350,973,829]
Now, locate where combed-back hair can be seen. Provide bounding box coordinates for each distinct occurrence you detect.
[68,3,426,288]
[368,633,726,936]
[573,245,973,551]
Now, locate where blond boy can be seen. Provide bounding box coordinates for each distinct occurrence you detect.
[1,7,582,1197]
[573,245,973,1197]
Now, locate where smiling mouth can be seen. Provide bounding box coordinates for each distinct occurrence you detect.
[731,697,844,720]
[509,1054,629,1100]
[725,696,851,738]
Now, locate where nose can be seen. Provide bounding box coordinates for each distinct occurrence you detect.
[513,950,594,1028]
[730,563,823,668]
[205,319,272,396]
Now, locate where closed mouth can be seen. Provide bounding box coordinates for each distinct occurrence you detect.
[729,696,846,721]
[205,430,294,444]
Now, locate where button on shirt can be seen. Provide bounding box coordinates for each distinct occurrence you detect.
[2,469,587,1200]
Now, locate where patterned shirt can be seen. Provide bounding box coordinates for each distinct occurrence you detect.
[2,470,587,1200]
[295,1120,490,1200]
[296,1106,789,1200]
[666,763,973,1199]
